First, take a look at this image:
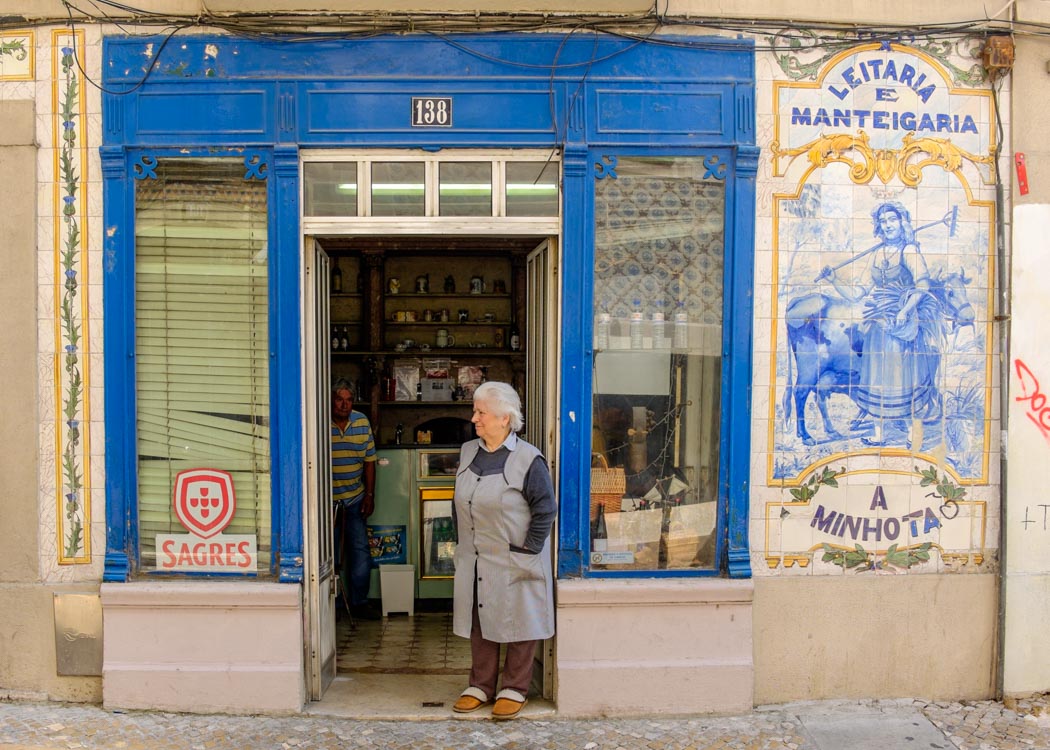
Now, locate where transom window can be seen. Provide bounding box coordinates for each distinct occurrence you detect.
[303,151,560,220]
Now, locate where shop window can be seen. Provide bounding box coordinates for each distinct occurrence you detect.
[506,160,559,217]
[439,161,492,217]
[134,159,272,572]
[590,156,723,572]
[303,162,358,217]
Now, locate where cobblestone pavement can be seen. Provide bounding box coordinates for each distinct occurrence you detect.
[3,695,1050,749]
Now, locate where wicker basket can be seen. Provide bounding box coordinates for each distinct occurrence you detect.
[590,453,625,519]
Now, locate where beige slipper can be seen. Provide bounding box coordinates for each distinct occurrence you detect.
[492,688,528,720]
[453,687,490,714]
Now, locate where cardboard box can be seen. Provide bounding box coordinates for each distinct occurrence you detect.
[595,508,662,570]
[421,378,454,401]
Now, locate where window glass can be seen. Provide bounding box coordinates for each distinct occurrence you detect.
[303,162,358,217]
[506,161,559,217]
[590,156,723,571]
[371,162,424,216]
[134,159,271,573]
[439,162,492,217]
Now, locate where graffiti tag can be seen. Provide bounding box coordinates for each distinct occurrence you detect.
[1021,505,1050,531]
[1014,359,1050,439]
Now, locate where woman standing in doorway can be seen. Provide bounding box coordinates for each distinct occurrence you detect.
[450,381,556,720]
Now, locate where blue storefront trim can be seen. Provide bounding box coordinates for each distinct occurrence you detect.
[101,32,755,582]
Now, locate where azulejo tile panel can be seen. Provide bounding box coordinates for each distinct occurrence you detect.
[758,40,998,575]
[50,30,92,566]
[0,32,33,80]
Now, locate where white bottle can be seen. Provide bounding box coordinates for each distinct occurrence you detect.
[673,303,689,349]
[651,301,665,349]
[595,311,611,350]
[629,299,644,350]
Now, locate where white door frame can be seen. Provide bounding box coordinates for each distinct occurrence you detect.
[301,148,562,702]
[303,237,338,699]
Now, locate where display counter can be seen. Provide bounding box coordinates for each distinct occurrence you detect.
[367,447,460,601]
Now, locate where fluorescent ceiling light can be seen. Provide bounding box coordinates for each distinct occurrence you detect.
[372,183,424,192]
[507,184,557,193]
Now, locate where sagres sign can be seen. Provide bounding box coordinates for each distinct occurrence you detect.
[157,468,257,571]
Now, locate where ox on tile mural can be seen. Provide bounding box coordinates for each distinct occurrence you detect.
[761,42,996,573]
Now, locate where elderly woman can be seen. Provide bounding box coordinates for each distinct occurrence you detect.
[450,381,557,720]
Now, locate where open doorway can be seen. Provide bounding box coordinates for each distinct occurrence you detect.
[304,234,559,716]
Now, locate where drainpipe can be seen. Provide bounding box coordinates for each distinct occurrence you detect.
[988,31,1014,700]
[994,162,1010,702]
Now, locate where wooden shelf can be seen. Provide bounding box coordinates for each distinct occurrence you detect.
[329,251,524,444]
[384,292,510,300]
[379,400,473,406]
[386,321,510,327]
[332,349,522,356]
[388,349,520,356]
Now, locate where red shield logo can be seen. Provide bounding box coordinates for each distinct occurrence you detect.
[173,469,236,539]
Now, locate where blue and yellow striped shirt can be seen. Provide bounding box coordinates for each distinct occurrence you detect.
[332,410,376,507]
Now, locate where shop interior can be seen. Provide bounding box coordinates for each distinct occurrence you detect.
[317,235,550,709]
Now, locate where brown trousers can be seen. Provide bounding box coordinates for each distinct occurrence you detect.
[468,585,537,697]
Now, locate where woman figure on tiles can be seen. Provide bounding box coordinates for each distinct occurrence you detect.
[451,381,556,720]
[821,201,941,448]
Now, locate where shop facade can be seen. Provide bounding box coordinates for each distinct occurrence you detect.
[2,2,1047,716]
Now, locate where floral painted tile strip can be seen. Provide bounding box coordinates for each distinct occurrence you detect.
[0,32,32,80]
[53,31,91,564]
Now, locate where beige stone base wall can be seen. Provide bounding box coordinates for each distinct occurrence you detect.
[101,582,305,714]
[754,574,997,704]
[555,579,754,716]
[0,584,101,703]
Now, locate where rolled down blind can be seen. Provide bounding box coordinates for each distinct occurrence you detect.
[134,159,271,571]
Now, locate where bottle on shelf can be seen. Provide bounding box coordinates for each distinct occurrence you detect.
[339,326,350,351]
[509,323,521,352]
[331,258,343,293]
[395,423,404,445]
[592,502,608,553]
[673,302,689,349]
[651,300,665,349]
[331,325,341,352]
[595,310,610,350]
[629,299,644,350]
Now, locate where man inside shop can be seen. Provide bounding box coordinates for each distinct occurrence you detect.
[332,378,380,620]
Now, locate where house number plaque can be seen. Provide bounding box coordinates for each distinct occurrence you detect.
[411,97,453,127]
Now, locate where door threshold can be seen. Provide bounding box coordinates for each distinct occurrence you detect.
[305,673,555,720]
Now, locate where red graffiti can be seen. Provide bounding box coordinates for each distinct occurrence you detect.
[1014,359,1050,439]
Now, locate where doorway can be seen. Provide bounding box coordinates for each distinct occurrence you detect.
[304,233,559,715]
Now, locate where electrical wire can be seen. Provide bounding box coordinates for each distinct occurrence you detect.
[47,0,1025,154]
[64,0,188,95]
[41,0,1050,44]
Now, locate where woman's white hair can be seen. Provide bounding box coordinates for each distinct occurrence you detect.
[473,381,523,432]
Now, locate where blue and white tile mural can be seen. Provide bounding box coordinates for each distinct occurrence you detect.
[759,41,998,573]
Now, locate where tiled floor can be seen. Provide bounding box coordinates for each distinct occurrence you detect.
[337,611,471,675]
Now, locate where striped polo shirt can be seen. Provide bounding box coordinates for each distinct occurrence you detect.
[332,410,377,507]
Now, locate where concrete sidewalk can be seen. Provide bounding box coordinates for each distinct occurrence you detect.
[2,694,1050,749]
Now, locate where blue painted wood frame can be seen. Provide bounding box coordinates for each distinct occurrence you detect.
[101,146,299,582]
[557,146,755,580]
[100,32,755,582]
